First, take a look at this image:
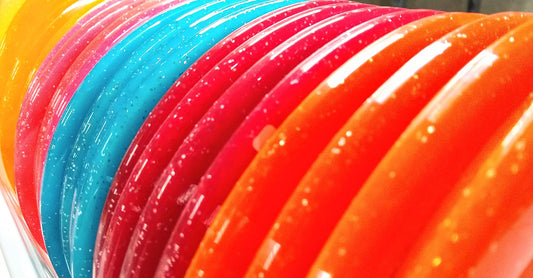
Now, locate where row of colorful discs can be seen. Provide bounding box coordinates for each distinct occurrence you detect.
[1,0,533,277]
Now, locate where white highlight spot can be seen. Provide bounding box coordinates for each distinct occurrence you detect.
[486,168,496,179]
[253,125,276,151]
[214,219,230,244]
[262,239,281,271]
[317,270,332,278]
[338,137,346,147]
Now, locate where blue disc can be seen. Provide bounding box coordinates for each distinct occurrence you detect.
[40,0,210,276]
[60,0,244,270]
[52,0,300,277]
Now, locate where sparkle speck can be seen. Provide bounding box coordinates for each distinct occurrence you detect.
[338,137,346,146]
[451,233,459,243]
[198,270,205,277]
[317,270,332,278]
[388,171,396,179]
[462,187,471,197]
[427,125,435,134]
[279,139,285,146]
[338,248,347,257]
[432,257,442,267]
[515,140,526,151]
[301,198,309,207]
[253,125,276,151]
[486,168,496,179]
[331,147,341,154]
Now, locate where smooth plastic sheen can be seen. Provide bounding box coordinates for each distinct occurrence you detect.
[95,1,347,271]
[40,1,190,276]
[184,12,483,278]
[0,0,103,185]
[116,3,372,278]
[54,0,303,277]
[164,7,419,274]
[307,17,533,278]
[394,18,533,278]
[0,0,25,43]
[60,0,220,261]
[54,0,197,271]
[159,7,439,278]
[0,0,90,186]
[0,0,104,249]
[0,0,24,196]
[45,0,264,274]
[397,85,533,278]
[0,0,30,208]
[36,0,184,202]
[131,5,388,278]
[61,0,258,271]
[34,0,184,185]
[95,2,357,278]
[160,9,444,275]
[3,2,533,278]
[14,0,129,264]
[56,0,266,276]
[244,12,530,278]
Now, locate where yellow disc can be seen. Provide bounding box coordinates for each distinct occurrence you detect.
[0,0,105,191]
[0,0,27,43]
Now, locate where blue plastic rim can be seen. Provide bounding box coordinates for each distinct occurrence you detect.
[41,0,204,276]
[41,0,303,277]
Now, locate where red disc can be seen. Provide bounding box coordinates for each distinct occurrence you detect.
[96,0,348,249]
[184,12,483,278]
[154,5,404,278]
[161,7,432,277]
[99,3,368,278]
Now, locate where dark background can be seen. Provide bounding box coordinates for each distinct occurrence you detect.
[356,0,533,13]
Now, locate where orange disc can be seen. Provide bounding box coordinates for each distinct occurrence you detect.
[185,12,483,278]
[0,0,104,249]
[0,0,103,190]
[245,12,531,278]
[308,17,533,278]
